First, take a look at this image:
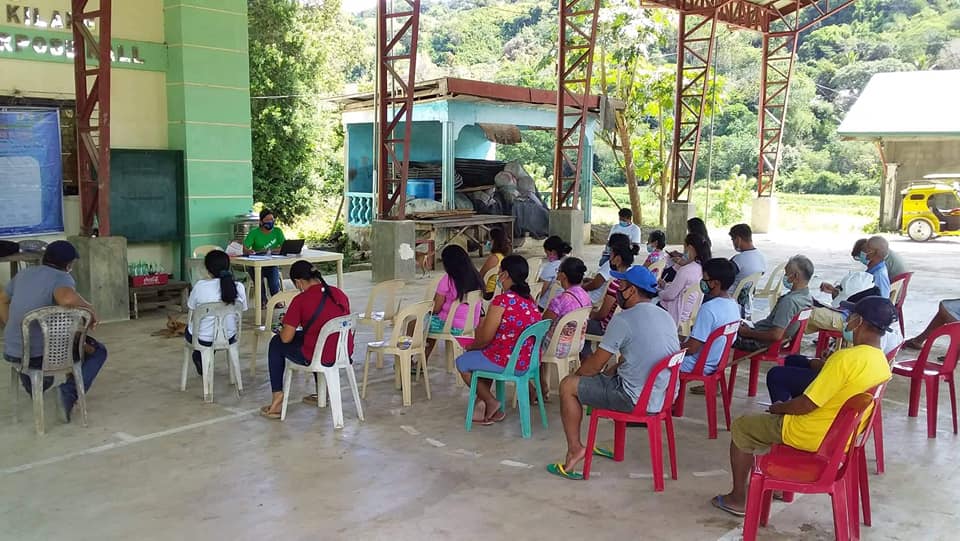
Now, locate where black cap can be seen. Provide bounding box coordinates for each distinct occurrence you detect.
[44,240,79,264]
[840,296,897,333]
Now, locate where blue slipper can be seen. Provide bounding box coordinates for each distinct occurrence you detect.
[711,495,745,517]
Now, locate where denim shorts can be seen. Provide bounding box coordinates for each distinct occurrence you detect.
[577,374,636,413]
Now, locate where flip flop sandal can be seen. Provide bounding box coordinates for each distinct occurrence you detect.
[546,463,584,480]
[259,406,281,420]
[593,447,615,460]
[302,394,318,405]
[472,402,488,423]
[711,495,746,517]
[486,410,506,423]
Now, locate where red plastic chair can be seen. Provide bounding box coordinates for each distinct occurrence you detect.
[891,321,960,438]
[890,272,913,337]
[742,393,874,541]
[870,343,901,475]
[815,329,842,359]
[582,349,687,492]
[847,382,889,539]
[728,308,813,398]
[673,321,740,439]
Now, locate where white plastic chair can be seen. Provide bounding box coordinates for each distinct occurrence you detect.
[9,307,92,434]
[755,261,786,312]
[361,300,433,406]
[280,315,363,428]
[423,274,444,301]
[427,290,482,376]
[192,244,222,258]
[732,271,763,319]
[541,306,591,393]
[181,302,244,403]
[481,267,500,312]
[357,279,404,368]
[250,290,298,378]
[526,257,543,291]
[677,282,705,337]
[648,257,668,281]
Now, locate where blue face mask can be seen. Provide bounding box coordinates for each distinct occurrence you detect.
[646,244,655,254]
[484,241,492,251]
[842,318,860,344]
[782,276,793,290]
[681,252,690,262]
[619,220,630,227]
[263,221,275,230]
[699,279,710,294]
[857,251,869,266]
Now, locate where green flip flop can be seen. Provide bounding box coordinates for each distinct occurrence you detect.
[546,463,584,480]
[592,447,615,460]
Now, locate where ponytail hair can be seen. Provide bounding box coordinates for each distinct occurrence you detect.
[289,259,346,312]
[610,243,635,268]
[500,254,532,299]
[543,235,573,257]
[204,250,238,305]
[558,256,587,285]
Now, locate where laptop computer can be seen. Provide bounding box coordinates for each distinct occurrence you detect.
[279,239,305,256]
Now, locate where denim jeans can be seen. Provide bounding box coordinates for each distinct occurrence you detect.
[268,333,311,393]
[5,340,109,410]
[248,266,281,304]
[766,354,818,403]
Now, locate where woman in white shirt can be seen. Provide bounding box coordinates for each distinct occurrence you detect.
[536,235,573,310]
[185,249,248,375]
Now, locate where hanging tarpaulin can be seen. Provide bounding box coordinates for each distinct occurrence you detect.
[0,108,64,237]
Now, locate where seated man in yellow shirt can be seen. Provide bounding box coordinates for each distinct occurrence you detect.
[710,295,895,517]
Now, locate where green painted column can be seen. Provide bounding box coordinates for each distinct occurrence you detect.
[164,0,254,256]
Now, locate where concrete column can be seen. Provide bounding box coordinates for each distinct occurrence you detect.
[371,220,416,282]
[880,163,899,231]
[667,201,697,245]
[751,197,778,234]
[441,122,456,210]
[548,209,585,256]
[69,236,130,323]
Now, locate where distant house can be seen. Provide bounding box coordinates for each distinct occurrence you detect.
[838,70,960,230]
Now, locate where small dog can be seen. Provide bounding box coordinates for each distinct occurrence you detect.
[152,314,187,338]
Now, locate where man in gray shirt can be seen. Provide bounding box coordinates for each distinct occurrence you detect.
[547,265,680,479]
[734,254,814,352]
[1,241,106,420]
[728,224,766,318]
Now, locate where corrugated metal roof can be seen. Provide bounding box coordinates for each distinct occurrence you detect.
[837,70,960,140]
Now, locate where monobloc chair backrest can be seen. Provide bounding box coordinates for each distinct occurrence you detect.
[189,302,244,348]
[889,272,913,310]
[910,321,960,376]
[193,244,222,258]
[440,290,482,335]
[502,319,552,374]
[423,274,445,301]
[310,314,355,367]
[678,282,704,335]
[688,321,741,376]
[733,272,763,308]
[648,258,668,281]
[852,382,889,452]
[262,290,299,330]
[812,393,874,479]
[526,257,543,290]
[21,307,92,373]
[778,307,813,355]
[757,262,787,308]
[543,306,592,360]
[388,300,433,349]
[364,279,404,320]
[482,267,499,292]
[630,349,687,415]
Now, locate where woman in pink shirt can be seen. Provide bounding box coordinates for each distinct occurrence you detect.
[659,233,711,325]
[425,245,483,360]
[539,256,591,401]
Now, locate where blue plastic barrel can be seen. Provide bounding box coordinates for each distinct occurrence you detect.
[406,178,435,200]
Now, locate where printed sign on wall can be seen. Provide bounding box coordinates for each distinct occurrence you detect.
[0,108,64,237]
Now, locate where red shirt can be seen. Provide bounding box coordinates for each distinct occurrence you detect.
[482,291,542,371]
[282,284,353,365]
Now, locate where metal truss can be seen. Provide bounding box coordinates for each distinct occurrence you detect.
[71,0,112,236]
[552,0,601,210]
[669,11,716,202]
[375,0,421,220]
[757,31,798,197]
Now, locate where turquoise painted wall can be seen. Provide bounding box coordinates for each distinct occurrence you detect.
[455,125,495,159]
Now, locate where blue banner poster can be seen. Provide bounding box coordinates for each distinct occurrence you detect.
[0,109,64,237]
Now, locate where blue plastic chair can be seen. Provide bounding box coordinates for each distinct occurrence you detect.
[464,319,551,439]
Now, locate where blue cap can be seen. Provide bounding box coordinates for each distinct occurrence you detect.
[839,296,897,333]
[610,265,658,295]
[44,240,79,264]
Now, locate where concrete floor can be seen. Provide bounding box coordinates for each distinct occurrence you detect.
[1,231,958,541]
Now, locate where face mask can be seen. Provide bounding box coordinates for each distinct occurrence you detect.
[646,244,655,254]
[681,252,690,262]
[782,276,793,290]
[843,318,861,344]
[484,241,492,251]
[857,251,869,266]
[263,221,275,230]
[619,220,629,227]
[616,289,629,309]
[732,240,741,252]
[547,253,559,262]
[699,279,710,294]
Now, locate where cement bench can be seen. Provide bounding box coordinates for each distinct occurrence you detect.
[129,280,189,319]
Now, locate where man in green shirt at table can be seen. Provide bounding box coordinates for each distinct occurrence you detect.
[244,208,285,307]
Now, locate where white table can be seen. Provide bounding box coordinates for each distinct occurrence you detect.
[231,249,344,327]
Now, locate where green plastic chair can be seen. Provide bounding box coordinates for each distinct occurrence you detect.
[464,319,551,439]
